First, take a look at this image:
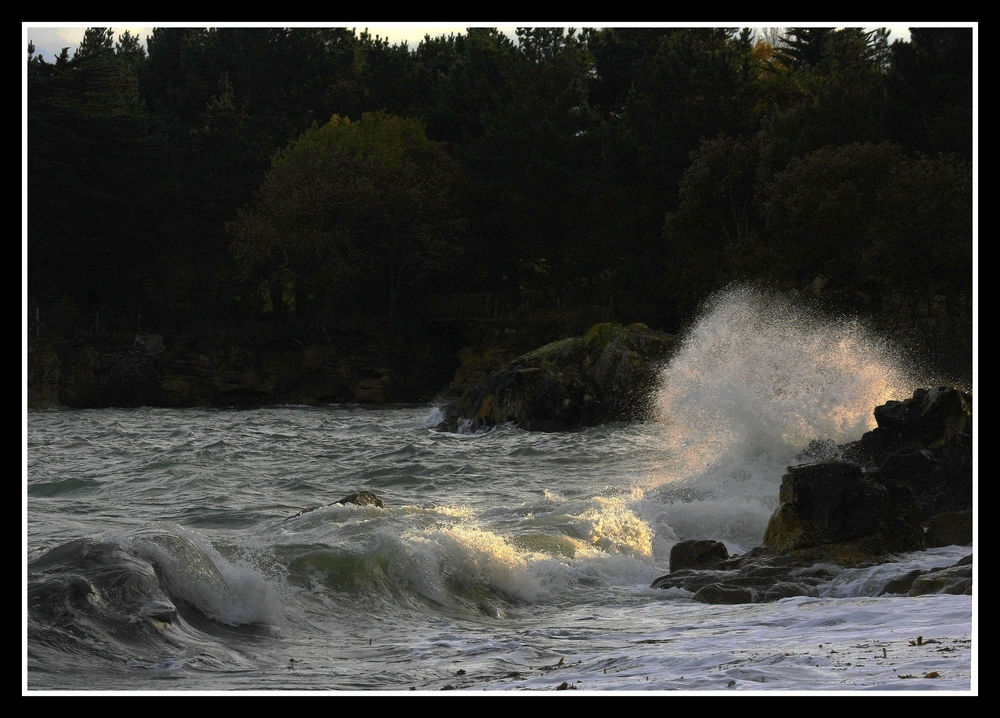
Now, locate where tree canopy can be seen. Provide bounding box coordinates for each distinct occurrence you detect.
[229,112,464,332]
[27,25,973,378]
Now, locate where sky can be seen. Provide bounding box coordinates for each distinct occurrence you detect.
[22,23,928,63]
[24,24,514,62]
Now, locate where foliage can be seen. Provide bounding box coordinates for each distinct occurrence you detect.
[760,142,970,297]
[229,112,465,331]
[662,135,761,318]
[760,142,909,284]
[863,153,972,295]
[27,25,973,381]
[886,28,973,158]
[27,32,164,327]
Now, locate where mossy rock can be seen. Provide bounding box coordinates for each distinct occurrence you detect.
[438,322,677,432]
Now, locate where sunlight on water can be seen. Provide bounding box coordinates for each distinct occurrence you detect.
[641,285,921,549]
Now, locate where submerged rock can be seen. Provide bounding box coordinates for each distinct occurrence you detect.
[652,549,972,605]
[436,323,677,432]
[336,491,387,508]
[651,554,830,604]
[285,490,387,520]
[907,554,973,596]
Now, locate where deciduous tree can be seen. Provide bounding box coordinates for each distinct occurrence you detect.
[229,112,465,332]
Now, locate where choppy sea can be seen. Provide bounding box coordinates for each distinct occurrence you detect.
[25,288,975,694]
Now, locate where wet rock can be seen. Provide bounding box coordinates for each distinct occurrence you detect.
[879,569,924,595]
[760,581,818,602]
[694,583,754,604]
[651,568,736,592]
[844,386,972,469]
[652,387,973,602]
[286,490,387,520]
[925,510,972,548]
[336,491,387,508]
[651,557,828,604]
[760,459,910,555]
[907,555,973,596]
[669,539,731,572]
[872,386,971,448]
[759,386,972,561]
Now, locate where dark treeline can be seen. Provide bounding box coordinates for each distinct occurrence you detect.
[27,26,973,381]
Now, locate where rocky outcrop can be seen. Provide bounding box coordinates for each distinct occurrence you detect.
[436,323,677,432]
[878,554,973,596]
[651,552,835,603]
[925,510,973,549]
[759,459,922,562]
[758,386,971,562]
[651,386,974,603]
[652,551,973,604]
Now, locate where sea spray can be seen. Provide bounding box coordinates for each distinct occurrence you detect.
[644,285,920,552]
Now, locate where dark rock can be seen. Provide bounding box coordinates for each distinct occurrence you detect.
[651,555,830,604]
[336,491,387,508]
[652,550,972,605]
[757,386,971,562]
[437,323,676,432]
[760,581,819,602]
[925,510,973,548]
[761,459,914,555]
[879,569,924,595]
[844,386,972,468]
[669,539,731,573]
[652,387,973,600]
[878,448,972,521]
[286,490,387,520]
[694,583,754,604]
[651,568,734,592]
[873,387,971,447]
[907,555,973,596]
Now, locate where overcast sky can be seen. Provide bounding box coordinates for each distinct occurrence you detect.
[24,23,926,63]
[25,24,515,62]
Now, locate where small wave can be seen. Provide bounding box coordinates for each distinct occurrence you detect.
[420,406,446,428]
[28,476,100,497]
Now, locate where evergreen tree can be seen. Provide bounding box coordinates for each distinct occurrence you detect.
[74,27,115,59]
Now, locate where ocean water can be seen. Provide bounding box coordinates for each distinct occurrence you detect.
[24,288,976,694]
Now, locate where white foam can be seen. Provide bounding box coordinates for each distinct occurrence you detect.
[645,285,920,547]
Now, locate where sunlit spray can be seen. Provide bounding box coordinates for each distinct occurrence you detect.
[642,285,921,553]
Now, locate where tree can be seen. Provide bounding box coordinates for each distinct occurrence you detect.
[28,28,166,331]
[229,112,465,331]
[886,28,973,158]
[114,29,147,73]
[662,134,762,320]
[757,140,971,377]
[756,27,893,169]
[75,27,115,60]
